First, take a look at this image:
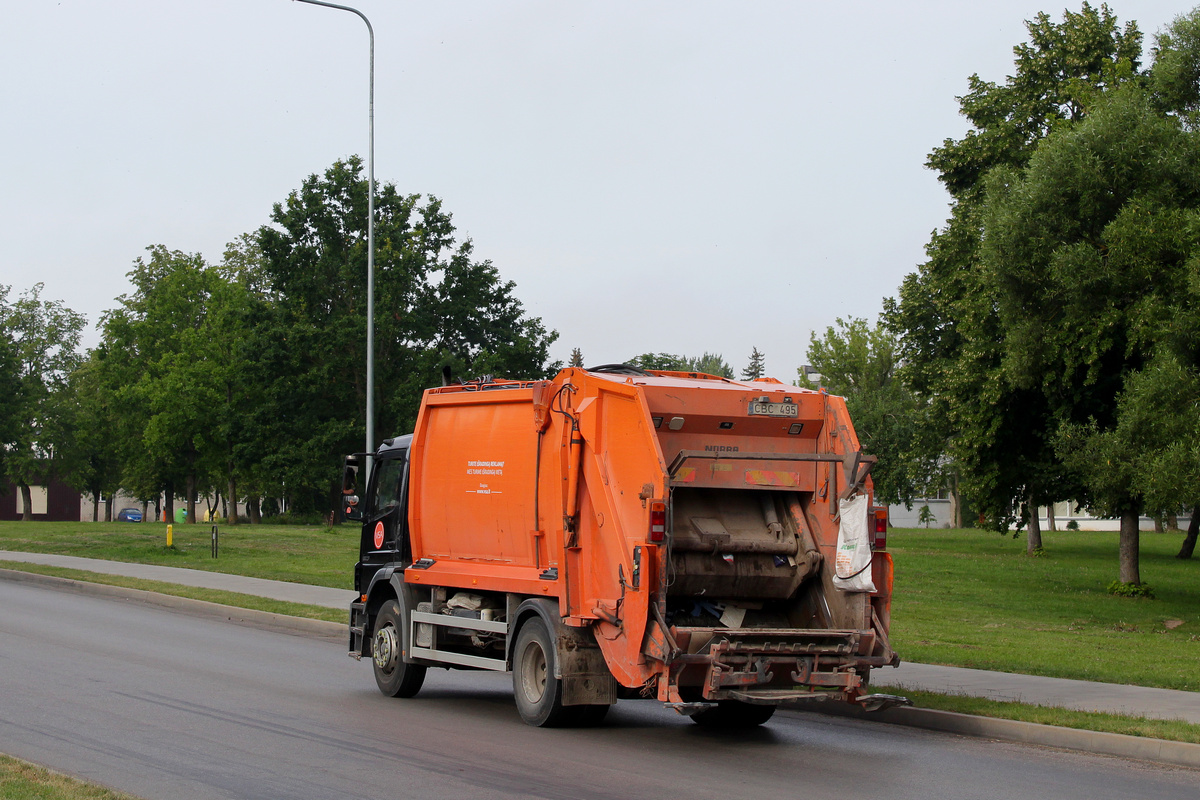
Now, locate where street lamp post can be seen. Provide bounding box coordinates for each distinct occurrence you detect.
[293,0,376,461]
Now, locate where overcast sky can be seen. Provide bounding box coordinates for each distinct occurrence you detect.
[1,1,1189,381]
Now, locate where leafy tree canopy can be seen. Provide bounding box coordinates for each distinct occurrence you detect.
[629,352,734,378]
[798,317,925,506]
[1,283,85,504]
[888,2,1142,540]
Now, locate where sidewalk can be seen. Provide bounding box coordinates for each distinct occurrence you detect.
[2,550,1198,725]
[0,550,353,609]
[871,662,1200,725]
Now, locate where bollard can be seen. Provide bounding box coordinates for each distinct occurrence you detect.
[167,524,173,548]
[211,525,219,558]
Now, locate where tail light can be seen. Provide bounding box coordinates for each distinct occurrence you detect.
[872,507,888,550]
[649,501,667,543]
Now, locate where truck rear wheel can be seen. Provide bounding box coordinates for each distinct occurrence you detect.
[372,600,426,698]
[513,616,574,727]
[691,700,776,728]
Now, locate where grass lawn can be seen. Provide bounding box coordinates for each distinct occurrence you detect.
[888,527,1200,691]
[0,520,357,589]
[0,754,140,800]
[892,689,1200,744]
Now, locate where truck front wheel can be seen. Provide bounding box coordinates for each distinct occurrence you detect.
[372,600,426,698]
[513,617,572,727]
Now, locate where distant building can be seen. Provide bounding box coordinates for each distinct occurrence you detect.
[888,497,1192,532]
[2,478,81,522]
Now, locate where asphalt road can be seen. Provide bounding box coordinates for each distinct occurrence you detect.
[1,581,1196,800]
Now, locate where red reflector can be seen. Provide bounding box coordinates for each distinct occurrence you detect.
[872,509,887,550]
[649,501,667,543]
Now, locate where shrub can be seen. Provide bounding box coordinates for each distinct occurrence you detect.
[1107,580,1155,599]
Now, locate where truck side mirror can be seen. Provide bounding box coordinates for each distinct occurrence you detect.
[342,454,360,495]
[342,455,363,521]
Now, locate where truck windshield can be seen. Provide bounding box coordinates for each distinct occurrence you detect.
[372,456,406,515]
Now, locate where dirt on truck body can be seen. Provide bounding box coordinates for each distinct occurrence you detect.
[344,365,903,727]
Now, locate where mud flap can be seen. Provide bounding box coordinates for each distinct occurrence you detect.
[558,627,618,706]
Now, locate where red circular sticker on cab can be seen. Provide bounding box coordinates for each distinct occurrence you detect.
[373,522,385,549]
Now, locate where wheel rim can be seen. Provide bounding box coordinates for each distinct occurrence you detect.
[374,624,399,674]
[519,639,547,704]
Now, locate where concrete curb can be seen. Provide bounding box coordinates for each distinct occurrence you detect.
[0,568,346,644]
[786,698,1200,770]
[3,567,1198,770]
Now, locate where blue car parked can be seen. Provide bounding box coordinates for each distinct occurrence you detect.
[116,507,143,523]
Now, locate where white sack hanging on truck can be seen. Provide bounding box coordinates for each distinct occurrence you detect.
[834,494,875,593]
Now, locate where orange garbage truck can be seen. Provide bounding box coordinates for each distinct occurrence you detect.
[343,365,903,727]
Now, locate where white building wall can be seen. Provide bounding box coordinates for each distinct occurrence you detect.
[888,499,1193,531]
[80,491,247,522]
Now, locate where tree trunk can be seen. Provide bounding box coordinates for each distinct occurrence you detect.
[1178,505,1199,559]
[141,500,148,521]
[1119,508,1141,584]
[1046,504,1056,532]
[950,479,963,529]
[186,474,197,524]
[1025,490,1043,554]
[1167,512,1179,531]
[104,497,112,522]
[248,495,261,524]
[1154,516,1164,533]
[227,477,239,525]
[92,490,100,522]
[19,483,32,521]
[165,483,175,526]
[154,494,162,523]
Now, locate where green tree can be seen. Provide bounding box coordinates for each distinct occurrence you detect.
[798,317,924,507]
[629,352,734,378]
[96,243,276,525]
[741,347,766,380]
[926,1,1140,200]
[569,348,584,368]
[692,352,734,379]
[255,157,557,514]
[100,247,242,523]
[210,237,275,524]
[981,46,1200,584]
[0,284,85,519]
[889,3,1141,550]
[1114,7,1200,560]
[629,353,690,371]
[0,288,24,480]
[58,354,123,521]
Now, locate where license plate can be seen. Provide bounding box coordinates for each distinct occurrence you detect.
[748,401,798,418]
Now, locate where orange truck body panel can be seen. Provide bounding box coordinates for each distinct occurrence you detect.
[392,367,896,707]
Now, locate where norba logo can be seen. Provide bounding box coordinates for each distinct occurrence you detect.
[704,445,739,453]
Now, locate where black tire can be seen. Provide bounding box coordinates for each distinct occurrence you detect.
[372,600,426,698]
[512,616,573,727]
[691,700,776,728]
